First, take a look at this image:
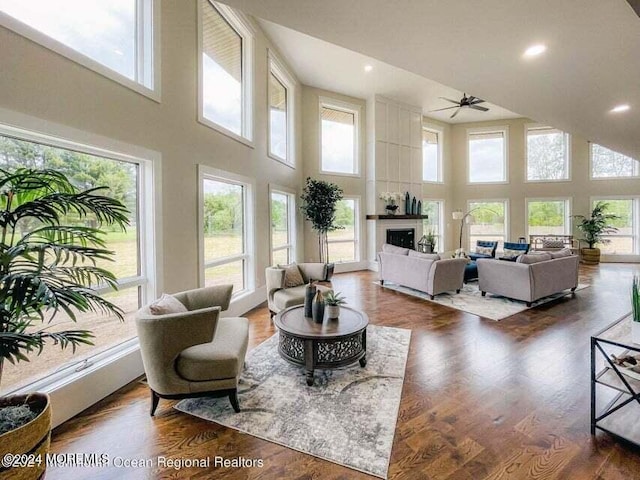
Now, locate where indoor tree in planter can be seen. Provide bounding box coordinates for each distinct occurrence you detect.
[573,201,619,265]
[300,177,343,263]
[0,168,128,479]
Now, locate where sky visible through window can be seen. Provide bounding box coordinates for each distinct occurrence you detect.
[0,0,136,80]
[321,119,355,174]
[469,135,504,182]
[203,55,242,135]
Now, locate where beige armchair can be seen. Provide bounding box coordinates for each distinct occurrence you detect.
[265,263,334,317]
[135,285,249,416]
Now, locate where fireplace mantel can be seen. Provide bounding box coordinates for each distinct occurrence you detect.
[366,214,428,220]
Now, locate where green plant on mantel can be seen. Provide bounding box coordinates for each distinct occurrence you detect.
[0,168,129,388]
[633,275,640,323]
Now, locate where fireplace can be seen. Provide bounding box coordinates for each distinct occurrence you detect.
[386,228,415,250]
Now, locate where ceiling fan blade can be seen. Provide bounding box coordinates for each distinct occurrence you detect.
[469,98,485,105]
[450,107,462,118]
[469,105,489,112]
[467,96,476,103]
[429,106,459,112]
[439,97,462,104]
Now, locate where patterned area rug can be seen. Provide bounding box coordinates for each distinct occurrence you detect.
[377,281,589,321]
[175,325,411,479]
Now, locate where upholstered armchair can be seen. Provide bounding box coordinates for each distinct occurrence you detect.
[499,242,530,261]
[135,285,249,416]
[468,240,498,261]
[265,263,334,317]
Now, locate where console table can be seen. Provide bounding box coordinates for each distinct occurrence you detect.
[591,313,640,446]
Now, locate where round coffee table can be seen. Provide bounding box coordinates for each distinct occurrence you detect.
[274,305,369,386]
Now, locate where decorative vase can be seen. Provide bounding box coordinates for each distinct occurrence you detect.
[385,204,399,215]
[411,197,417,215]
[327,305,340,320]
[312,290,325,323]
[417,200,422,216]
[304,282,316,318]
[404,192,410,215]
[632,321,640,345]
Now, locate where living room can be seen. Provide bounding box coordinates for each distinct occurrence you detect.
[1,1,639,479]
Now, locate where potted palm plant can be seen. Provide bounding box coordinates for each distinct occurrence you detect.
[632,276,640,345]
[0,168,128,480]
[573,201,619,265]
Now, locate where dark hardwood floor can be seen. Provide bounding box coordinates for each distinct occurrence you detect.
[50,264,640,479]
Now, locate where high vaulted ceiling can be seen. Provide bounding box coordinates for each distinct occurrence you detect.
[220,0,640,159]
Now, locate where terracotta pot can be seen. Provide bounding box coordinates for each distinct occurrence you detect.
[581,247,601,265]
[0,393,51,480]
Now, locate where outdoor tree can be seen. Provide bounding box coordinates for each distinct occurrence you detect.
[527,131,566,180]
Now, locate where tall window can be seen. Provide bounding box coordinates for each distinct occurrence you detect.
[468,129,507,183]
[468,200,507,249]
[0,0,156,93]
[591,144,640,179]
[0,131,151,395]
[526,126,570,181]
[422,200,444,251]
[270,190,295,265]
[327,198,359,262]
[320,100,359,175]
[527,199,571,237]
[199,0,253,141]
[268,52,295,165]
[422,128,442,183]
[200,169,253,296]
[592,199,639,255]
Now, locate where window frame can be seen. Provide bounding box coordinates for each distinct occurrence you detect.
[197,0,255,147]
[198,165,255,299]
[422,199,445,252]
[525,197,572,239]
[318,97,361,177]
[0,119,160,396]
[267,49,295,167]
[466,126,509,185]
[589,143,640,180]
[269,185,296,265]
[590,195,640,256]
[422,126,443,184]
[327,196,361,263]
[0,0,160,101]
[525,124,571,183]
[466,199,509,250]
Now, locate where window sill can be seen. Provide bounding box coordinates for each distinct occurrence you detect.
[198,116,255,149]
[524,178,571,183]
[422,180,444,185]
[319,170,361,178]
[269,153,295,169]
[466,180,509,185]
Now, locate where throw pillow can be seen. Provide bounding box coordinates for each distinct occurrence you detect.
[278,263,305,288]
[516,253,552,264]
[503,248,524,258]
[550,248,572,259]
[408,250,440,260]
[475,246,494,256]
[382,244,410,255]
[542,239,566,249]
[149,294,188,315]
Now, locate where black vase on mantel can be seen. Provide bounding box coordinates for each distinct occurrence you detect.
[304,281,316,318]
[312,290,325,323]
[411,197,417,215]
[404,192,410,215]
[417,200,422,216]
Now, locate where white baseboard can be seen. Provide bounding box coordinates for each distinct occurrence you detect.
[334,261,369,274]
[368,260,379,272]
[224,285,267,317]
[601,255,640,263]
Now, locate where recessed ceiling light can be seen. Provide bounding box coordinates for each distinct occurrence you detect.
[611,104,630,113]
[364,65,373,72]
[523,44,547,58]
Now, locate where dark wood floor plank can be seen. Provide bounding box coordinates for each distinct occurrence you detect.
[49,264,640,479]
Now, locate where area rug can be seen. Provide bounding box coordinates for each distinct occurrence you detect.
[376,281,589,321]
[175,324,411,479]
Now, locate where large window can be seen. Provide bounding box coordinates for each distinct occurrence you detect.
[468,129,508,183]
[0,0,156,95]
[0,131,152,395]
[526,126,570,181]
[527,199,571,237]
[200,170,253,295]
[467,200,507,249]
[591,144,640,179]
[422,128,442,183]
[327,198,359,262]
[199,0,253,141]
[422,200,444,252]
[320,100,359,175]
[270,189,295,265]
[268,52,295,165]
[592,199,639,255]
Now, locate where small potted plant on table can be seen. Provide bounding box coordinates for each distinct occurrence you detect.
[324,292,346,320]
